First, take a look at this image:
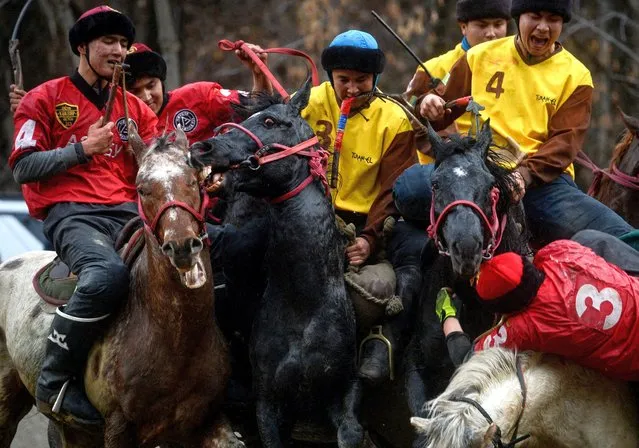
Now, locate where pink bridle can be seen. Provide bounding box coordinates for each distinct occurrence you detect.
[427,186,507,259]
[214,122,329,203]
[137,190,211,246]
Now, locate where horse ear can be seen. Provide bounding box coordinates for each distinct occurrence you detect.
[128,120,148,161]
[410,417,430,433]
[618,107,639,135]
[476,119,492,158]
[481,423,498,448]
[426,121,446,161]
[289,77,312,114]
[175,126,189,152]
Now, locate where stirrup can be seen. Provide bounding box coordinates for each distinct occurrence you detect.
[358,325,394,381]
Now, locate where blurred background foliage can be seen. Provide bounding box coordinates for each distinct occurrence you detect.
[2,0,639,192]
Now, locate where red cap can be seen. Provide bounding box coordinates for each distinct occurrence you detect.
[475,252,524,300]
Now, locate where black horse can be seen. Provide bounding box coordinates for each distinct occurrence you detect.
[189,80,363,448]
[404,121,530,416]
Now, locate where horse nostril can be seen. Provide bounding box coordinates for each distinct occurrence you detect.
[189,237,204,254]
[161,241,176,258]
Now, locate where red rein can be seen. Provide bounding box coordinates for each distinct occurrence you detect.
[217,39,319,101]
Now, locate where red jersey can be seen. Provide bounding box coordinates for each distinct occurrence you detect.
[10,74,157,219]
[157,82,244,142]
[475,240,639,381]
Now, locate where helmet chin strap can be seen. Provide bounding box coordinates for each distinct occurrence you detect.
[84,46,112,94]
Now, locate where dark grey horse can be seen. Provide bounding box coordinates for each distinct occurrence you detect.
[188,80,363,448]
[404,122,530,416]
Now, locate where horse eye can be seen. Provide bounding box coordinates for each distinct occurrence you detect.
[431,181,440,191]
[264,118,275,128]
[137,187,149,196]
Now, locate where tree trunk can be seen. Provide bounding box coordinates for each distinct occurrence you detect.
[154,0,181,90]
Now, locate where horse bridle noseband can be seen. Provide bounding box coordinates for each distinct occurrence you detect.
[451,355,530,448]
[137,190,211,247]
[213,122,330,204]
[427,186,507,259]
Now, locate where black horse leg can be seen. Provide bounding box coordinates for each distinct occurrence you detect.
[404,344,428,416]
[256,399,285,448]
[329,378,364,448]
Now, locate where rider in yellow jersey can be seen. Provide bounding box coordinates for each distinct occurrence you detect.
[302,30,418,385]
[405,0,512,164]
[395,0,634,245]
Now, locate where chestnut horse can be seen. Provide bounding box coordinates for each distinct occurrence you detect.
[0,128,239,447]
[586,110,639,227]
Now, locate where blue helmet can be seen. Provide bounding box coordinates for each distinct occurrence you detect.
[321,30,386,77]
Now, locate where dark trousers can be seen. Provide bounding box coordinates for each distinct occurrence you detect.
[43,203,137,318]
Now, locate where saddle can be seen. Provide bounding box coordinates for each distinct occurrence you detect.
[32,217,145,308]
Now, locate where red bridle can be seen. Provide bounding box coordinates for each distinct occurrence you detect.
[137,190,211,246]
[575,150,639,195]
[427,186,507,259]
[214,122,329,203]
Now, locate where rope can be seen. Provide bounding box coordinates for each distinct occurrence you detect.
[336,215,403,316]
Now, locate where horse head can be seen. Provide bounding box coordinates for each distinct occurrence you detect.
[188,79,323,200]
[128,124,210,289]
[617,109,639,178]
[427,121,515,278]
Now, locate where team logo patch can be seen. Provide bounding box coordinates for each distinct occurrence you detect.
[173,109,198,133]
[116,117,137,141]
[55,103,79,129]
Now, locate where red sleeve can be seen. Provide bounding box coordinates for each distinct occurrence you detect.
[130,95,159,144]
[205,83,242,125]
[9,90,53,168]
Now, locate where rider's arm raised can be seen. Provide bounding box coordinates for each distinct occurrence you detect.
[516,83,593,188]
[415,55,472,130]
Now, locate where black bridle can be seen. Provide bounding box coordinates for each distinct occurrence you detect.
[451,355,530,448]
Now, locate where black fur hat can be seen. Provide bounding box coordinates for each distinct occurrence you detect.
[125,43,167,85]
[456,0,513,22]
[69,6,135,56]
[321,30,385,75]
[511,0,572,22]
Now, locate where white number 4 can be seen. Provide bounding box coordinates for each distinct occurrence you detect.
[14,119,37,151]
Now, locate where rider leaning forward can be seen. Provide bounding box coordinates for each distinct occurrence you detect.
[10,6,157,425]
[394,0,635,245]
[437,235,639,381]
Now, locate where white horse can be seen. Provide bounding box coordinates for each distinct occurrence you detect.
[412,348,639,448]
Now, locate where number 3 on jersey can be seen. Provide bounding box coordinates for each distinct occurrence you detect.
[486,71,505,99]
[15,119,37,151]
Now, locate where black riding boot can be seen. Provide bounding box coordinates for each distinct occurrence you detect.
[36,308,107,426]
[358,264,421,386]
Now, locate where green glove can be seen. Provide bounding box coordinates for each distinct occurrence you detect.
[436,287,458,324]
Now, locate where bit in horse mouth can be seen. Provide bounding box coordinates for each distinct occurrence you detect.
[204,173,225,194]
[179,260,206,289]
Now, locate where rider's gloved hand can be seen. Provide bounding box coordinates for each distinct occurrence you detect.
[435,287,460,324]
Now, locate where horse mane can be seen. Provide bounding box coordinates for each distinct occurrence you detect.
[417,349,538,448]
[232,91,285,120]
[610,129,634,168]
[149,133,174,153]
